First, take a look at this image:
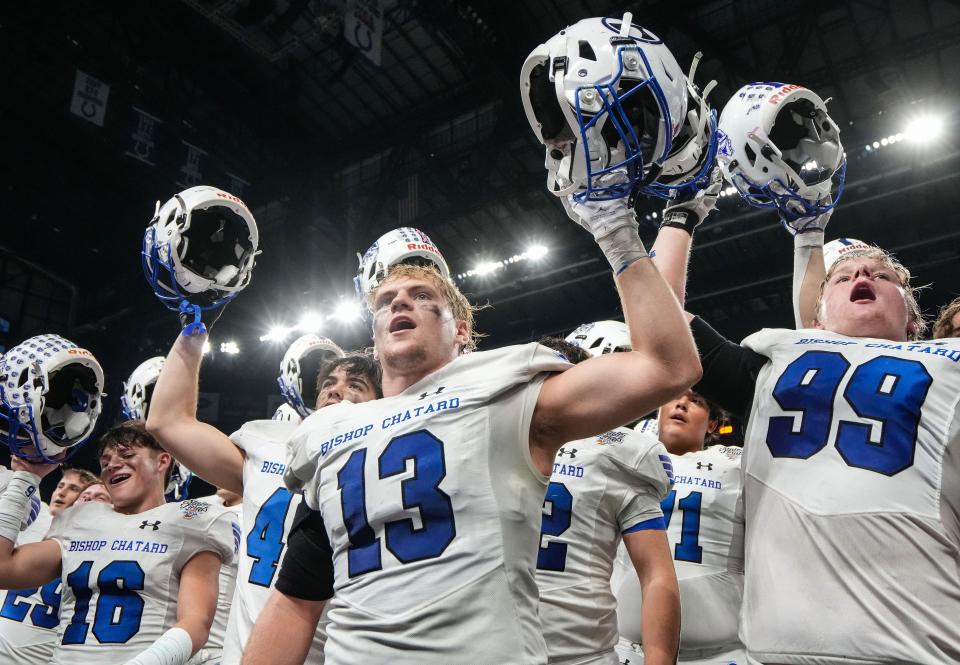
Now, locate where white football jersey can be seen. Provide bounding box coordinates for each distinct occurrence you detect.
[613,446,745,658]
[536,428,672,664]
[221,419,328,665]
[740,329,960,664]
[285,343,570,665]
[46,499,236,664]
[190,498,241,665]
[0,468,60,664]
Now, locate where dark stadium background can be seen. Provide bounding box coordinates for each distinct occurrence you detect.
[2,0,958,499]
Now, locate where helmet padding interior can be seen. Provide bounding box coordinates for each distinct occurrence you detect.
[178,206,253,286]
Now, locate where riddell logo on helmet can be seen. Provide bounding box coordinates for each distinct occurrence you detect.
[407,243,438,254]
[216,192,248,208]
[67,348,93,357]
[768,84,804,105]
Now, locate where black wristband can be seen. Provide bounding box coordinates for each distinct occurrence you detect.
[659,209,698,236]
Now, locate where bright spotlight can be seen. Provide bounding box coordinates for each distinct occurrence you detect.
[872,141,880,149]
[220,341,240,355]
[904,114,944,144]
[259,325,291,343]
[333,300,363,322]
[298,311,324,332]
[526,245,548,260]
[880,137,888,146]
[474,261,500,276]
[865,144,872,152]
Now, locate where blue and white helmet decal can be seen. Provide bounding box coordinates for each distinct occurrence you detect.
[354,227,450,297]
[717,82,845,223]
[0,335,103,463]
[520,13,689,201]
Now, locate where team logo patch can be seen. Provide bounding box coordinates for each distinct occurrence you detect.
[179,499,209,520]
[596,430,626,446]
[718,446,742,461]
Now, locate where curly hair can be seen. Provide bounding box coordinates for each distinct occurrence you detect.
[933,296,960,340]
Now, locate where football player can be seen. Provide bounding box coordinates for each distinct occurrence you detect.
[48,468,99,515]
[933,295,960,339]
[613,390,745,665]
[534,336,679,665]
[0,421,237,664]
[147,343,381,664]
[75,482,111,504]
[242,174,701,665]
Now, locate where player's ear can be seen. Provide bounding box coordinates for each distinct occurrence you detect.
[156,450,172,475]
[707,418,719,434]
[454,319,469,353]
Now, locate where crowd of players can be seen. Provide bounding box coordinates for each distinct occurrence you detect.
[0,12,959,665]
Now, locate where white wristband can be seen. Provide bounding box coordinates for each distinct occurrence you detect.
[123,626,192,665]
[0,472,40,545]
[793,229,825,249]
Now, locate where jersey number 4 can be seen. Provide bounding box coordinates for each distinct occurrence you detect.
[62,560,144,645]
[767,351,932,476]
[337,430,456,577]
[247,487,295,587]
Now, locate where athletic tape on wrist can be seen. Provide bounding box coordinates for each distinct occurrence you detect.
[0,472,40,545]
[123,626,192,665]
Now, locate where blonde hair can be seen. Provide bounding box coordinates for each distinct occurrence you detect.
[933,296,960,339]
[366,264,484,352]
[815,247,926,340]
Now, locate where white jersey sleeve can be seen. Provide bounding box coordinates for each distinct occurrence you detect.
[0,491,60,665]
[738,328,960,664]
[536,429,671,664]
[284,343,570,665]
[614,445,745,656]
[220,419,329,665]
[46,499,236,664]
[192,499,241,664]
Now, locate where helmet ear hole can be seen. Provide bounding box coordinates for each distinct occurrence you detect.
[527,62,567,141]
[578,41,597,61]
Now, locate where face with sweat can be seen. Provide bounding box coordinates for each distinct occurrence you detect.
[815,252,919,342]
[657,390,717,456]
[370,270,469,376]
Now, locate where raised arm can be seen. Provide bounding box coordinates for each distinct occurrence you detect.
[146,332,244,494]
[792,231,827,328]
[0,463,62,589]
[532,186,702,465]
[622,529,681,665]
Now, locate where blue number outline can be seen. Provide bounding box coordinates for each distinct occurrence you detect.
[660,489,704,564]
[339,448,382,577]
[92,561,145,644]
[246,487,295,587]
[536,481,574,572]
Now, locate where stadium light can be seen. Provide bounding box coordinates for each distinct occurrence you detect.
[525,244,549,260]
[473,261,500,276]
[220,341,240,355]
[904,114,944,144]
[259,325,292,343]
[333,300,363,322]
[297,311,324,332]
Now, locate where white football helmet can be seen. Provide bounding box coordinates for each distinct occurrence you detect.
[272,403,302,423]
[354,227,450,297]
[520,13,688,201]
[823,237,872,271]
[565,320,631,356]
[278,334,345,418]
[142,186,259,332]
[120,356,165,421]
[0,334,104,462]
[165,460,192,502]
[717,82,845,221]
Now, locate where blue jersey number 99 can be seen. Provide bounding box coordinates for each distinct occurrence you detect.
[338,430,456,577]
[767,352,932,475]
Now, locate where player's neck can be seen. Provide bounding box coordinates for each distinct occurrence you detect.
[380,353,457,397]
[113,490,166,515]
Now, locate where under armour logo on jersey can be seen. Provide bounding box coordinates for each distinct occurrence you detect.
[697,462,714,471]
[557,447,577,458]
[418,386,445,400]
[139,520,161,531]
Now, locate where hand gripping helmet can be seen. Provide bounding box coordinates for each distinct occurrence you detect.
[120,356,165,421]
[520,13,688,202]
[565,320,632,356]
[823,237,871,271]
[165,460,192,502]
[646,52,720,198]
[278,334,345,419]
[354,227,450,297]
[142,186,259,334]
[0,335,104,462]
[272,403,302,423]
[717,82,845,221]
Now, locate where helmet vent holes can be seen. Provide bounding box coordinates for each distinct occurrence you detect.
[578,41,596,61]
[744,143,757,167]
[16,369,29,387]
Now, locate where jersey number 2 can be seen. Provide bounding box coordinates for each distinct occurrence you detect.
[337,430,456,577]
[767,351,932,475]
[536,482,573,571]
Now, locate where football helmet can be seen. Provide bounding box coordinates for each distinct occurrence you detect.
[717,82,845,222]
[520,13,688,201]
[278,334,345,418]
[565,320,631,356]
[142,186,259,334]
[0,334,104,463]
[272,403,302,423]
[120,356,165,421]
[354,227,450,297]
[823,237,871,270]
[165,460,192,502]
